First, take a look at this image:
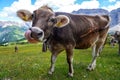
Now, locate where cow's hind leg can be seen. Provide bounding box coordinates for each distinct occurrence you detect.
[87,28,108,71]
[87,37,106,71]
[87,44,97,71]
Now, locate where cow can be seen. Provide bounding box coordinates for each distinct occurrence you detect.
[17,5,110,77]
[109,34,117,47]
[114,31,120,55]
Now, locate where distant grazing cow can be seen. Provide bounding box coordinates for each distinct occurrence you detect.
[114,31,120,55]
[17,5,110,77]
[15,45,18,52]
[109,35,116,47]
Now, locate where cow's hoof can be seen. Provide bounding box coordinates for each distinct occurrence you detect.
[87,65,95,71]
[87,67,94,71]
[48,71,53,75]
[68,73,73,77]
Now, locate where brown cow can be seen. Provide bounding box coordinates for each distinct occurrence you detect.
[17,5,110,77]
[114,31,120,55]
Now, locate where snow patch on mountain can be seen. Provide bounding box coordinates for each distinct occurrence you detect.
[109,23,120,33]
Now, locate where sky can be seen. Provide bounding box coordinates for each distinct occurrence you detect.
[0,0,120,22]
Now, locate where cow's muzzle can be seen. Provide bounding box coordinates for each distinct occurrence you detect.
[25,27,44,43]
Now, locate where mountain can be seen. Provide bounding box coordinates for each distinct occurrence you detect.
[0,21,22,28]
[72,8,120,27]
[109,23,120,34]
[0,21,30,44]
[109,8,120,27]
[72,8,109,15]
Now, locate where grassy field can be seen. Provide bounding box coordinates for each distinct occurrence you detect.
[0,43,120,80]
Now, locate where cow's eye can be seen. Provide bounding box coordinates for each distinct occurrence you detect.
[49,18,57,23]
[32,14,34,18]
[32,14,35,19]
[32,11,37,19]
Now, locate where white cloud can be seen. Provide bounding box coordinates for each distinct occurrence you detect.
[0,0,35,22]
[34,0,77,12]
[0,0,119,22]
[0,0,79,22]
[0,0,99,16]
[79,0,99,9]
[34,0,99,12]
[0,12,8,17]
[35,0,76,7]
[102,1,120,11]
[109,0,116,2]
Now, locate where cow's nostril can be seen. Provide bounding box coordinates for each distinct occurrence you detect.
[29,28,32,30]
[38,32,43,36]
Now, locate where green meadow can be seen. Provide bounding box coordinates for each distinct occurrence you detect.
[0,43,120,80]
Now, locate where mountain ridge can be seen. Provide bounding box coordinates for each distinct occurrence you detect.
[72,8,120,27]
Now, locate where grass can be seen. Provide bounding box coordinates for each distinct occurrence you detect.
[0,43,120,80]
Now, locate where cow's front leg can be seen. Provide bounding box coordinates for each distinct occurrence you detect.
[48,44,63,75]
[48,54,57,75]
[65,44,74,77]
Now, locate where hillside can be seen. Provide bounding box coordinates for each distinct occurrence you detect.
[0,21,29,44]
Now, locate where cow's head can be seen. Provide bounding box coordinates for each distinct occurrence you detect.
[17,5,70,43]
[114,31,120,41]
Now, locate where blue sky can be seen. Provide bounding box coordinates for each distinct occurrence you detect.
[0,0,120,22]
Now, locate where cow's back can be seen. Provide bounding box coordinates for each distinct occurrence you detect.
[55,12,109,36]
[51,12,110,49]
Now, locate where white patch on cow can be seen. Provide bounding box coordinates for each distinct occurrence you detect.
[92,44,96,57]
[87,44,97,71]
[39,34,44,41]
[68,72,73,77]
[48,55,56,75]
[91,44,97,67]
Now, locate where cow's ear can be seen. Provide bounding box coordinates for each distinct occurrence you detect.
[55,15,70,28]
[17,10,32,21]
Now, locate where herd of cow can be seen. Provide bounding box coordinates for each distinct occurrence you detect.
[16,5,119,77]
